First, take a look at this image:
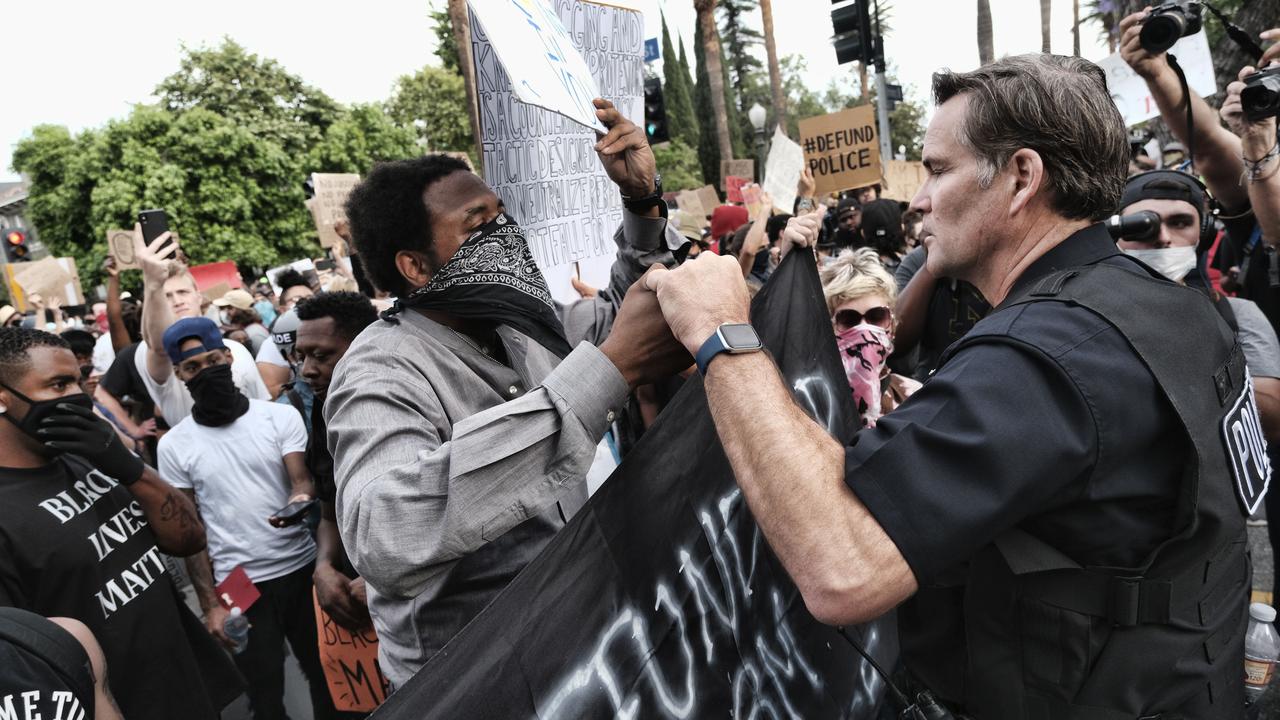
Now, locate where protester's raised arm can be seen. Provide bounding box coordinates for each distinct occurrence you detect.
[1222,60,1280,247]
[133,226,179,384]
[103,257,132,353]
[1119,10,1248,209]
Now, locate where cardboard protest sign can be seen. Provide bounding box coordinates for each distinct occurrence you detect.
[675,190,705,222]
[799,105,881,196]
[725,176,750,204]
[106,229,140,270]
[309,173,361,249]
[741,183,764,217]
[763,127,804,213]
[9,257,84,311]
[720,159,755,190]
[881,159,928,202]
[373,250,896,720]
[314,592,388,712]
[1098,31,1216,127]
[470,0,644,304]
[467,0,606,134]
[695,184,721,215]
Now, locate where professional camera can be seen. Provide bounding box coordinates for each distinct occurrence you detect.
[1241,66,1280,122]
[1106,210,1162,243]
[1140,2,1203,55]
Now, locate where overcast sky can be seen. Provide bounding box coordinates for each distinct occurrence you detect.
[2,0,1113,182]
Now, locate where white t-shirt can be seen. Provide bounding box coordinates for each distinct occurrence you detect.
[158,400,316,584]
[134,338,269,423]
[92,333,116,375]
[256,337,289,368]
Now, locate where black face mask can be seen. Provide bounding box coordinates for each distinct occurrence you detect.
[0,381,94,445]
[186,363,250,427]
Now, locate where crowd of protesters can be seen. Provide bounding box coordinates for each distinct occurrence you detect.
[0,7,1279,718]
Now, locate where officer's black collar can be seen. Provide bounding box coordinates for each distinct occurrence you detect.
[1001,222,1119,306]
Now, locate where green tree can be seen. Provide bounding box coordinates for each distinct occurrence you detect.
[889,100,926,160]
[652,139,703,191]
[386,65,475,156]
[307,104,420,174]
[155,38,340,157]
[430,3,460,72]
[718,0,765,111]
[661,16,699,148]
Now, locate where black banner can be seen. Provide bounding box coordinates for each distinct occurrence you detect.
[373,250,899,718]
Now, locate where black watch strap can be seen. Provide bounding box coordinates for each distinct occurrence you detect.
[622,175,667,218]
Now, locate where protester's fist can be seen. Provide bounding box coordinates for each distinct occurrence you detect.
[132,223,178,285]
[103,256,119,278]
[781,205,827,258]
[1119,9,1165,81]
[599,266,693,388]
[592,98,658,199]
[1222,64,1279,141]
[644,254,750,356]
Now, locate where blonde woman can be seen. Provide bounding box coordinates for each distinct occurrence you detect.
[820,248,921,426]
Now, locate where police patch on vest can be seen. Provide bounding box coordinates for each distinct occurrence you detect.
[1223,371,1272,514]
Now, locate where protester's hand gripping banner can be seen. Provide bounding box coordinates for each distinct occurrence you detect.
[370,250,898,719]
[469,0,645,304]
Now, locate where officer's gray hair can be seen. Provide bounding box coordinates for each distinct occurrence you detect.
[932,54,1128,222]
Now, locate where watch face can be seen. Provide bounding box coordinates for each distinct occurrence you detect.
[720,323,762,349]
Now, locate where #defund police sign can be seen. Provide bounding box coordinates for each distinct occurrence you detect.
[798,105,881,196]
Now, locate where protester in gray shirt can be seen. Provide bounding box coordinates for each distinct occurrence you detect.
[325,99,692,688]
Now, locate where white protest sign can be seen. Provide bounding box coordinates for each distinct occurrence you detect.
[467,0,607,134]
[763,127,804,214]
[471,0,644,304]
[1097,31,1217,128]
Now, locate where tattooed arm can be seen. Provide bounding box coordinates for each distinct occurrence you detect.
[128,466,206,556]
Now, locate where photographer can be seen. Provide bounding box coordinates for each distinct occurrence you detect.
[1221,43,1280,263]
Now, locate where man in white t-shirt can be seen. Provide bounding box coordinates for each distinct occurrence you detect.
[156,317,342,719]
[131,228,268,423]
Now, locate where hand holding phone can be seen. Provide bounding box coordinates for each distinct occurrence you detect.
[269,496,318,528]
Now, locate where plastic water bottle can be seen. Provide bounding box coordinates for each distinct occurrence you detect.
[223,606,250,654]
[1245,602,1279,703]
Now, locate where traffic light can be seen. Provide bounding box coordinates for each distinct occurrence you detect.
[3,228,30,263]
[644,77,670,145]
[831,0,873,67]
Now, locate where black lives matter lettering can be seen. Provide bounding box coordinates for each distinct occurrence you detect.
[470,2,644,274]
[36,469,167,620]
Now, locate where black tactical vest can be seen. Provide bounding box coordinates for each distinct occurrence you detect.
[924,261,1266,719]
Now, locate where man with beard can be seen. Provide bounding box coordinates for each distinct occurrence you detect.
[156,317,340,720]
[0,327,240,719]
[327,98,691,688]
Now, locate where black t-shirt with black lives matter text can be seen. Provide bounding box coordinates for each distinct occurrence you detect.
[0,455,227,719]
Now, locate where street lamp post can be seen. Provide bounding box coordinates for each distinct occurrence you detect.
[748,103,767,184]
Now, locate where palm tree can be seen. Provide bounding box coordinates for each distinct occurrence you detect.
[1073,0,1082,56]
[977,0,994,65]
[448,0,483,162]
[760,0,787,134]
[694,0,734,165]
[1040,0,1052,53]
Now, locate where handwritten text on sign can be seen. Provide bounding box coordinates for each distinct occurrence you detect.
[313,591,387,712]
[798,105,880,196]
[471,0,644,304]
[467,0,606,133]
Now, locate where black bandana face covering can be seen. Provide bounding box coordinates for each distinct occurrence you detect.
[381,213,573,357]
[186,363,250,427]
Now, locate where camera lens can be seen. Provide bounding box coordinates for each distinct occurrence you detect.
[1140,13,1185,54]
[1242,73,1280,122]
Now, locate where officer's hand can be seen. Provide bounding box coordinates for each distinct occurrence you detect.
[1119,9,1166,81]
[643,254,751,357]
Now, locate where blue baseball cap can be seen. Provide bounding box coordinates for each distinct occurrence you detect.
[162,317,227,364]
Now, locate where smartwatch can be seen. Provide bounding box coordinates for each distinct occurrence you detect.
[695,323,763,375]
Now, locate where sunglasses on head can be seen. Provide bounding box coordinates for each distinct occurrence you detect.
[833,306,893,331]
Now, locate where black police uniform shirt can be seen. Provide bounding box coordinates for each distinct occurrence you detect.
[0,455,223,720]
[846,224,1185,603]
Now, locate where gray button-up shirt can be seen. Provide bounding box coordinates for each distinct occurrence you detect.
[324,210,675,687]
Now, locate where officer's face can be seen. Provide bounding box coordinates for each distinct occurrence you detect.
[1117,199,1199,250]
[911,95,1006,282]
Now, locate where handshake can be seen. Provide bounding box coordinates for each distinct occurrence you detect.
[597,207,828,389]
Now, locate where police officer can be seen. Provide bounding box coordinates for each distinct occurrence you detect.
[640,54,1268,718]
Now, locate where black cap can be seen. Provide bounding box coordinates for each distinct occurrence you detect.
[1120,170,1207,215]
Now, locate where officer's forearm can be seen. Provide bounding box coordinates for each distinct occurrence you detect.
[703,351,917,625]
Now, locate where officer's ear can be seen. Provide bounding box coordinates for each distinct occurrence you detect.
[1007,148,1047,218]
